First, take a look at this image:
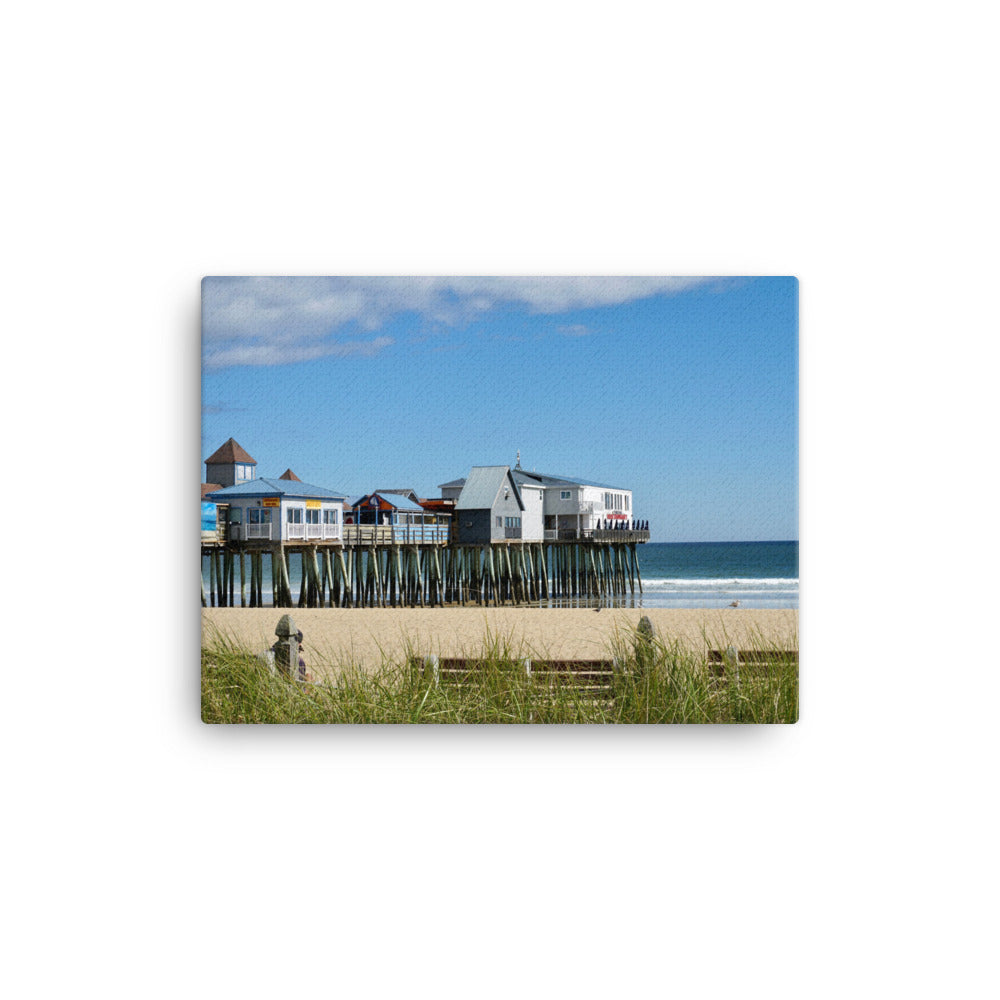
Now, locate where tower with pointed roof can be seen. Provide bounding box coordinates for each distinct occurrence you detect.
[205,438,257,488]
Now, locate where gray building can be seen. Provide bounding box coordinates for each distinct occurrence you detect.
[453,466,525,543]
[204,437,257,488]
[441,458,636,540]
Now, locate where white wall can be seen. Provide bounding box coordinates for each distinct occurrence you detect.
[520,484,544,540]
[541,484,634,530]
[229,499,344,541]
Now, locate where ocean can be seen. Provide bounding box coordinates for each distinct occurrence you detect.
[633,541,798,609]
[203,540,797,610]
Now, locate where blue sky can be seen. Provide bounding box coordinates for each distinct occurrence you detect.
[202,277,797,542]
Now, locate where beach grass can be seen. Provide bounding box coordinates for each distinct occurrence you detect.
[201,623,798,724]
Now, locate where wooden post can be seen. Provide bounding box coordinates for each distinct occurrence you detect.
[487,545,497,606]
[311,546,322,607]
[414,547,425,608]
[375,545,385,607]
[326,550,335,608]
[274,548,284,606]
[337,547,351,607]
[632,543,643,594]
[433,547,443,607]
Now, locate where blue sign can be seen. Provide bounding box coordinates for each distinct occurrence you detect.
[201,502,217,531]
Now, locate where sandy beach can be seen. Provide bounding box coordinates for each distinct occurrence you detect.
[202,607,798,679]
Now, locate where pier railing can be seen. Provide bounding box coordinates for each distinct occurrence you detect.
[342,524,450,545]
[544,528,651,542]
[590,529,650,543]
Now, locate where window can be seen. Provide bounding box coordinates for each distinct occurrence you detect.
[286,508,303,524]
[236,463,252,481]
[248,509,271,524]
[306,509,320,524]
[324,509,339,525]
[560,490,571,500]
[496,516,503,528]
[625,495,629,510]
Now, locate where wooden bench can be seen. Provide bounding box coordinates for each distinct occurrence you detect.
[416,656,619,701]
[707,648,798,678]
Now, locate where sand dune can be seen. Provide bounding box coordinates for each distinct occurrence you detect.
[202,607,798,679]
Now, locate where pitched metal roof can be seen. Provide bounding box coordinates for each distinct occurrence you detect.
[377,488,419,501]
[443,469,626,492]
[455,466,524,511]
[513,469,624,490]
[205,438,257,466]
[205,478,348,501]
[352,491,426,513]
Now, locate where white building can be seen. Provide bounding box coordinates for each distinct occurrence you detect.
[205,478,348,543]
[440,459,635,540]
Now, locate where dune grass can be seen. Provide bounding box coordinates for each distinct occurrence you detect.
[201,623,798,725]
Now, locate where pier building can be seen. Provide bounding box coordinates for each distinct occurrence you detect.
[205,478,348,543]
[201,440,649,609]
[440,457,639,541]
[348,491,451,544]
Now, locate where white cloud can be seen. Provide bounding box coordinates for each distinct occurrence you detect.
[203,334,394,370]
[202,276,716,368]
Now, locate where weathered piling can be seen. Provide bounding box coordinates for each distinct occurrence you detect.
[203,537,646,609]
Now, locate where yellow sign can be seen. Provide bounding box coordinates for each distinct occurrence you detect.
[306,500,321,509]
[262,498,280,508]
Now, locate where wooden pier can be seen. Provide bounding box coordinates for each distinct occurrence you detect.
[201,536,648,609]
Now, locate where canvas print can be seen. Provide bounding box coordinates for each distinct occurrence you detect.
[201,277,798,723]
